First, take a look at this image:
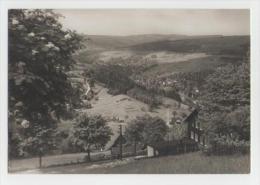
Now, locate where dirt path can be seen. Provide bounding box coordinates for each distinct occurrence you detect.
[9,150,111,172]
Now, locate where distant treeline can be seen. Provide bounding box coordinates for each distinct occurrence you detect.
[130,36,250,57]
[92,64,135,95]
[127,87,162,108]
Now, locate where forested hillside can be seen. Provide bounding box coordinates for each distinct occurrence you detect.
[130,36,249,56]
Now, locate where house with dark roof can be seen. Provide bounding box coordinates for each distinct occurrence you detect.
[186,109,206,146]
[147,109,206,157]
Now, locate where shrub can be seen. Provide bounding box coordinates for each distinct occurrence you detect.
[203,136,250,155]
[9,133,23,158]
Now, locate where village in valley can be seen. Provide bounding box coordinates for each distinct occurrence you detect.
[8,9,250,174]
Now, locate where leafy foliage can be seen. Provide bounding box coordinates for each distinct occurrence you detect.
[8,9,83,157]
[203,136,250,155]
[19,126,57,157]
[125,115,168,146]
[198,59,250,154]
[69,114,112,160]
[200,63,249,109]
[93,64,135,95]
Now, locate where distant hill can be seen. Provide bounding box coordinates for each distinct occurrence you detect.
[76,34,250,78]
[129,35,250,56]
[83,34,188,50]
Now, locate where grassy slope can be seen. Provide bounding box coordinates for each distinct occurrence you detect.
[85,84,190,123]
[38,152,250,174]
[57,83,191,153]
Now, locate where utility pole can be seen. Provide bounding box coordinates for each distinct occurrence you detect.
[119,125,123,160]
[39,148,43,168]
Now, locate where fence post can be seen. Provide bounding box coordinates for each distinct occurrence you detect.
[119,125,123,160]
[39,154,42,168]
[134,139,137,156]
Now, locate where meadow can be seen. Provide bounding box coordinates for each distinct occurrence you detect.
[37,152,250,174]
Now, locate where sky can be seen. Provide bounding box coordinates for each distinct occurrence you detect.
[56,9,250,36]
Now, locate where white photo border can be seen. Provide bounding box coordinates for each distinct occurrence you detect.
[1,0,260,185]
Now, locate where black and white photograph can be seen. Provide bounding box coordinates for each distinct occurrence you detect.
[6,8,251,174]
[1,0,260,184]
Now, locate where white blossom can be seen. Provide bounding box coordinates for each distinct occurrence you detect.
[17,61,26,73]
[46,12,52,17]
[32,50,39,55]
[12,19,19,25]
[40,37,46,40]
[21,119,30,128]
[17,25,25,30]
[54,46,60,51]
[15,101,23,107]
[64,33,71,39]
[24,10,32,18]
[45,42,55,48]
[28,32,35,37]
[37,113,42,119]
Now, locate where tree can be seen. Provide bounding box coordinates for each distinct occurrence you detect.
[93,64,135,95]
[198,60,250,142]
[142,116,169,145]
[69,114,112,161]
[8,9,83,158]
[225,106,250,140]
[125,115,168,150]
[19,126,57,167]
[199,62,249,111]
[125,118,146,155]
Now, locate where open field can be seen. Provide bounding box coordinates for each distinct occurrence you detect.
[23,152,250,174]
[98,50,209,64]
[86,84,190,123]
[142,56,226,76]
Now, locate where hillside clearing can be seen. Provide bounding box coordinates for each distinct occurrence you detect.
[86,84,190,123]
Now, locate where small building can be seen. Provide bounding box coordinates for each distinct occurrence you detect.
[147,139,198,157]
[185,109,206,146]
[104,123,127,151]
[169,109,206,146]
[146,108,206,158]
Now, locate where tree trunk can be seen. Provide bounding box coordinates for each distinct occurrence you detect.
[87,149,91,162]
[39,154,42,168]
[134,139,137,156]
